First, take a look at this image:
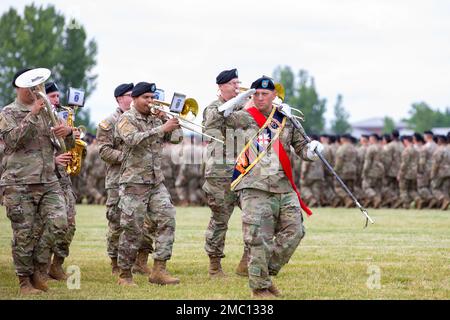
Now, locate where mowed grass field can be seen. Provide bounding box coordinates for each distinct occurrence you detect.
[0,205,449,300]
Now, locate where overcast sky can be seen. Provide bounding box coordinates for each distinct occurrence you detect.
[1,0,450,128]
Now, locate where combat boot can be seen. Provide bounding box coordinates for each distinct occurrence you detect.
[373,196,382,209]
[208,256,225,277]
[31,264,49,292]
[251,288,275,298]
[148,260,180,285]
[344,198,354,208]
[111,257,120,275]
[331,198,341,208]
[441,198,450,210]
[18,276,43,295]
[49,255,68,281]
[392,199,403,209]
[268,283,281,297]
[132,250,151,275]
[117,269,137,286]
[235,250,249,277]
[427,198,438,209]
[415,198,423,210]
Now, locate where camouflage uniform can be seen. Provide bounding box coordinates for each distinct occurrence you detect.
[225,107,309,291]
[361,143,384,207]
[382,140,403,206]
[115,106,183,270]
[0,99,69,276]
[417,141,437,205]
[355,144,367,199]
[161,143,180,205]
[300,152,324,207]
[430,144,450,207]
[202,98,241,258]
[97,107,154,260]
[397,145,419,208]
[334,143,358,207]
[320,143,335,206]
[85,142,106,204]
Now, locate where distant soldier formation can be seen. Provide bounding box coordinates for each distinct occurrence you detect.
[1,67,449,298]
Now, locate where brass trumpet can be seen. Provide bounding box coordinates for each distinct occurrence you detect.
[148,97,225,144]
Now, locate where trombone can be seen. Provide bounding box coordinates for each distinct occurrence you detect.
[148,97,225,144]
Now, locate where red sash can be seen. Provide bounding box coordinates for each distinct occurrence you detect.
[246,107,312,216]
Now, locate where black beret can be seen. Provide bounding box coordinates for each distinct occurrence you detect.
[131,82,156,97]
[424,130,434,136]
[250,76,275,91]
[45,82,59,94]
[12,68,32,88]
[114,83,134,98]
[216,68,238,84]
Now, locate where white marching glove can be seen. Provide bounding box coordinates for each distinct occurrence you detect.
[306,140,324,161]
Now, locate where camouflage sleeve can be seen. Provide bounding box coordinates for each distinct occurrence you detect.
[362,148,373,176]
[399,149,409,179]
[116,115,164,146]
[96,122,123,164]
[291,124,310,161]
[418,149,426,174]
[334,148,344,173]
[164,127,183,144]
[383,144,393,168]
[224,110,253,129]
[0,111,40,150]
[64,130,76,150]
[430,151,442,179]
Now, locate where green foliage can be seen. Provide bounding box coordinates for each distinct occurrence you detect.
[406,102,450,132]
[273,66,327,134]
[382,116,396,134]
[331,94,351,134]
[0,3,97,132]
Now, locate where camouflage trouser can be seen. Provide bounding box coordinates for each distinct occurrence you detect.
[399,179,418,204]
[417,184,433,202]
[362,177,383,200]
[382,176,399,202]
[52,184,77,258]
[322,176,335,205]
[2,182,67,276]
[431,177,450,201]
[106,188,154,259]
[117,183,175,270]
[203,178,240,258]
[300,179,323,204]
[239,188,305,290]
[334,179,355,203]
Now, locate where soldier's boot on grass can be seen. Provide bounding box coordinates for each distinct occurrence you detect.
[19,276,43,295]
[441,198,450,210]
[268,283,281,297]
[392,199,403,209]
[427,198,438,209]
[415,198,423,209]
[148,260,180,285]
[344,198,355,208]
[373,196,382,209]
[31,264,49,292]
[117,269,137,286]
[252,288,276,298]
[235,250,249,277]
[209,256,225,277]
[111,257,120,275]
[331,198,341,208]
[132,250,151,275]
[49,255,68,281]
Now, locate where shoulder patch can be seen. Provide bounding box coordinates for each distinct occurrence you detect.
[117,116,135,136]
[99,120,111,131]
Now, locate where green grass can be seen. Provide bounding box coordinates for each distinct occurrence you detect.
[0,205,449,300]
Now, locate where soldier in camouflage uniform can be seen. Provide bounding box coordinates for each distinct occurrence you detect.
[97,83,154,275]
[419,131,439,209]
[0,69,74,294]
[319,134,335,206]
[115,82,183,286]
[202,69,247,277]
[162,142,180,205]
[361,134,384,208]
[300,134,324,207]
[224,76,324,298]
[413,133,430,209]
[430,135,450,210]
[355,135,369,200]
[333,134,358,208]
[45,82,79,281]
[85,139,107,204]
[393,136,419,209]
[381,130,403,207]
